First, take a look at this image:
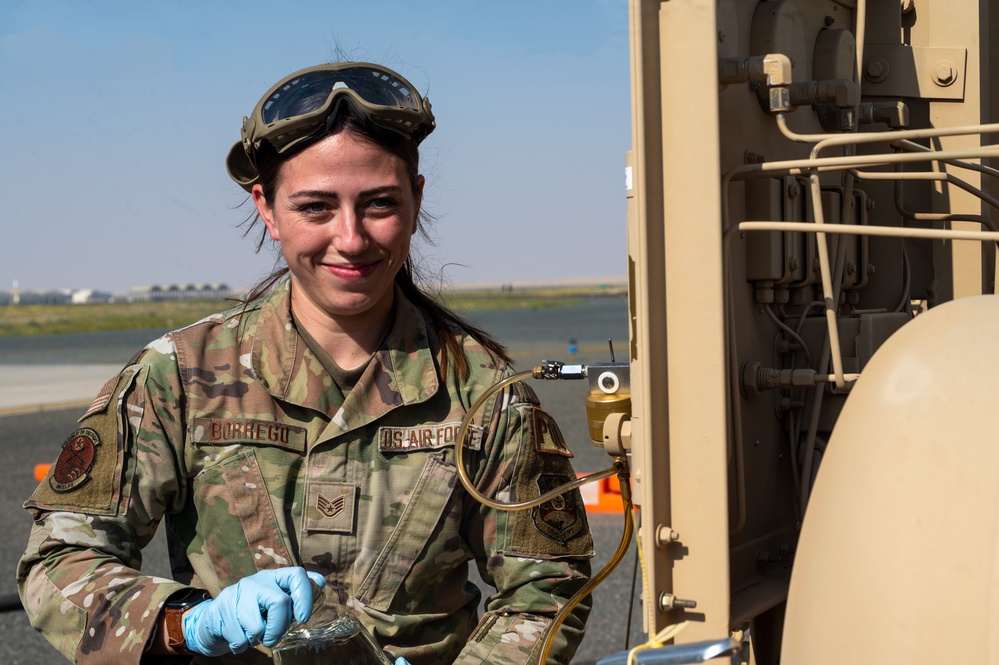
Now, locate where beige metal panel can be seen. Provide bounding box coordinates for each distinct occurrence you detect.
[626,0,672,637]
[657,0,730,643]
[924,0,986,298]
[988,0,999,292]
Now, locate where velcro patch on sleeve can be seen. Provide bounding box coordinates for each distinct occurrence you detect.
[507,447,594,558]
[27,368,141,516]
[529,474,588,546]
[532,408,573,457]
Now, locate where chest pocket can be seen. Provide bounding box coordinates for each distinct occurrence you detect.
[354,455,457,612]
[190,450,297,588]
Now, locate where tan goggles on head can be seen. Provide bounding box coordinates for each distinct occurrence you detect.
[226,62,436,190]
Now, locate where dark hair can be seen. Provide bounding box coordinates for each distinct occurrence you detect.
[239,100,511,380]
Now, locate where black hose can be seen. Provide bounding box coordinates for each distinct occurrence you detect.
[0,592,23,612]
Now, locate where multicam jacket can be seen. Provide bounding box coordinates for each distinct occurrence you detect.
[18,280,594,665]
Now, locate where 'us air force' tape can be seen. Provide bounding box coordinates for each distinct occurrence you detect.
[378,422,483,453]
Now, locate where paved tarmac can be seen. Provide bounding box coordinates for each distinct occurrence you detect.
[0,365,645,664]
[0,364,121,417]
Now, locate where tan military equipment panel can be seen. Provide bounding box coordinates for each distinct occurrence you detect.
[623,0,999,662]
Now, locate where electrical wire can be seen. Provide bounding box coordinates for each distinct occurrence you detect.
[624,534,640,650]
[763,304,812,366]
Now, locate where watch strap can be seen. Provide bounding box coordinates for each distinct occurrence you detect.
[163,590,210,656]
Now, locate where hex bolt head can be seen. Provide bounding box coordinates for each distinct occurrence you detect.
[865,58,889,83]
[933,61,955,86]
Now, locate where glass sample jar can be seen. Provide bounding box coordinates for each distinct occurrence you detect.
[272,582,393,665]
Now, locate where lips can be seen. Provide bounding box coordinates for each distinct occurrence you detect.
[325,260,380,281]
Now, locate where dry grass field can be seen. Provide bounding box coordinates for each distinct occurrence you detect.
[0,285,625,337]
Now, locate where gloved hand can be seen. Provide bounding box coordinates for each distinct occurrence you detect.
[182,567,325,656]
[395,659,412,665]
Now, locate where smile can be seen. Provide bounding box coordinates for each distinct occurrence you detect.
[325,261,381,281]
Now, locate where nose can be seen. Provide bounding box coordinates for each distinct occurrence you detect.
[332,208,369,256]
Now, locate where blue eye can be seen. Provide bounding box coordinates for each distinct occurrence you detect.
[297,201,328,214]
[370,197,397,209]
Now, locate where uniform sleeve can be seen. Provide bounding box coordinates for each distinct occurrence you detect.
[16,338,196,664]
[455,379,594,665]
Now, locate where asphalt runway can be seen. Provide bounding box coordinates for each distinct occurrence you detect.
[0,380,647,664]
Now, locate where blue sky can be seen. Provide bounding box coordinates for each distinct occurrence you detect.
[1,0,631,294]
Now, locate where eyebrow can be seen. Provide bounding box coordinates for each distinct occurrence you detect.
[288,185,406,200]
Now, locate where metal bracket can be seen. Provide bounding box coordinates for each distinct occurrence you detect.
[862,45,968,101]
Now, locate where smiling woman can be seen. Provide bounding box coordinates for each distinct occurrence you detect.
[18,61,595,665]
[253,131,423,369]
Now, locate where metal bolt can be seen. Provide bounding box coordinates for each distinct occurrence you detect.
[655,525,680,547]
[789,257,800,271]
[659,592,698,611]
[933,61,955,86]
[718,30,725,42]
[758,551,783,564]
[865,58,889,83]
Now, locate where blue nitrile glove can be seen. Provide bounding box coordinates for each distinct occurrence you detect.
[395,659,412,665]
[182,567,325,656]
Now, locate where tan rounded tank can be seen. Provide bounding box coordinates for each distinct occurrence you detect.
[782,295,999,663]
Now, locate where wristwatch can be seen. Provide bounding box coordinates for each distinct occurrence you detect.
[163,589,211,656]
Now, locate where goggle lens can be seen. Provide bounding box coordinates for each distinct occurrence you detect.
[260,66,421,125]
[227,62,435,191]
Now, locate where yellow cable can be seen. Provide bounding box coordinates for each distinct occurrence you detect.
[625,507,688,665]
[626,621,689,665]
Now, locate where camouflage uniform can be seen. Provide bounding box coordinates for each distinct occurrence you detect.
[18,279,594,665]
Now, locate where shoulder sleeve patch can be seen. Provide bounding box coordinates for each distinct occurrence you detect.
[26,366,144,516]
[508,464,594,558]
[505,411,594,558]
[48,427,102,492]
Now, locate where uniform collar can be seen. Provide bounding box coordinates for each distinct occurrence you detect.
[250,278,441,427]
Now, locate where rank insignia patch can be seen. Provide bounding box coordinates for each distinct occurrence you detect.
[317,492,347,519]
[531,473,585,545]
[50,427,101,493]
[306,482,356,534]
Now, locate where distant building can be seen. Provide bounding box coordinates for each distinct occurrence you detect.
[0,290,72,305]
[70,289,115,304]
[129,283,234,301]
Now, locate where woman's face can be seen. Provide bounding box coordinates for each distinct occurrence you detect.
[253,130,423,331]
